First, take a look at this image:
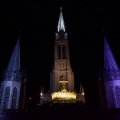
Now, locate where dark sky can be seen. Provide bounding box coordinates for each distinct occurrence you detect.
[0,1,120,107]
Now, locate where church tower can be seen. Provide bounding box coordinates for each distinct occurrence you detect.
[98,35,120,109]
[40,9,85,104]
[0,35,21,110]
[49,9,74,92]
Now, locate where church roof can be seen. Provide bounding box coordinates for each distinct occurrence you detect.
[104,36,118,70]
[6,37,20,71]
[57,11,65,32]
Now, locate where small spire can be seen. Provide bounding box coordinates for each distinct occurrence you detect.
[57,7,65,32]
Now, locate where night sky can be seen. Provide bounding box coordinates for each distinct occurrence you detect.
[0,1,120,107]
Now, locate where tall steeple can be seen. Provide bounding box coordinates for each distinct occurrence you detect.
[98,32,120,109]
[6,38,20,71]
[57,8,65,32]
[55,8,67,40]
[49,8,74,92]
[40,8,85,105]
[104,36,118,70]
[0,31,21,110]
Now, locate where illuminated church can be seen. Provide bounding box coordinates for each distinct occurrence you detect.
[40,10,85,104]
[98,34,120,109]
[1,7,120,110]
[0,9,85,110]
[0,34,27,110]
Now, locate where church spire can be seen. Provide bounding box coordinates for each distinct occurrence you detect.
[57,7,65,32]
[6,31,21,71]
[104,36,118,70]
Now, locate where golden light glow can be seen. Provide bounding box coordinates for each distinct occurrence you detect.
[52,90,76,101]
[51,76,76,103]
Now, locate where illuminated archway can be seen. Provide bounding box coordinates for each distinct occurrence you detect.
[3,86,10,109]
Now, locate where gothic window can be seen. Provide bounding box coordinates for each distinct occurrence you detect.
[115,86,120,107]
[3,86,10,109]
[11,87,17,109]
[57,45,61,59]
[107,86,115,108]
[62,45,66,59]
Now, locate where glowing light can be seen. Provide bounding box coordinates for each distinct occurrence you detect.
[38,104,40,105]
[58,11,65,32]
[51,76,76,103]
[40,93,43,96]
[82,92,84,95]
[51,91,76,101]
[29,97,31,99]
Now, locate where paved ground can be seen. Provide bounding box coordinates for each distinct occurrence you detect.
[0,103,119,120]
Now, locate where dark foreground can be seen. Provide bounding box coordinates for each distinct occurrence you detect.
[0,103,119,120]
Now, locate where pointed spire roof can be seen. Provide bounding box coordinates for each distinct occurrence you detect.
[104,36,118,70]
[6,33,21,71]
[57,9,65,32]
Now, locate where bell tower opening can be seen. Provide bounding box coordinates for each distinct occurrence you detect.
[62,45,66,59]
[57,45,61,59]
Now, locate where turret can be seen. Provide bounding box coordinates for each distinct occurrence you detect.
[98,31,120,109]
[0,32,21,110]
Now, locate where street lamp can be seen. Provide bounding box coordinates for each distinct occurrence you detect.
[29,97,32,100]
[40,92,43,96]
[82,92,84,95]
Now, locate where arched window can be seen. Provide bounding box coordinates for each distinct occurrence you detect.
[115,86,120,107]
[3,86,10,109]
[11,87,17,109]
[62,45,66,59]
[107,86,115,108]
[57,45,61,59]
